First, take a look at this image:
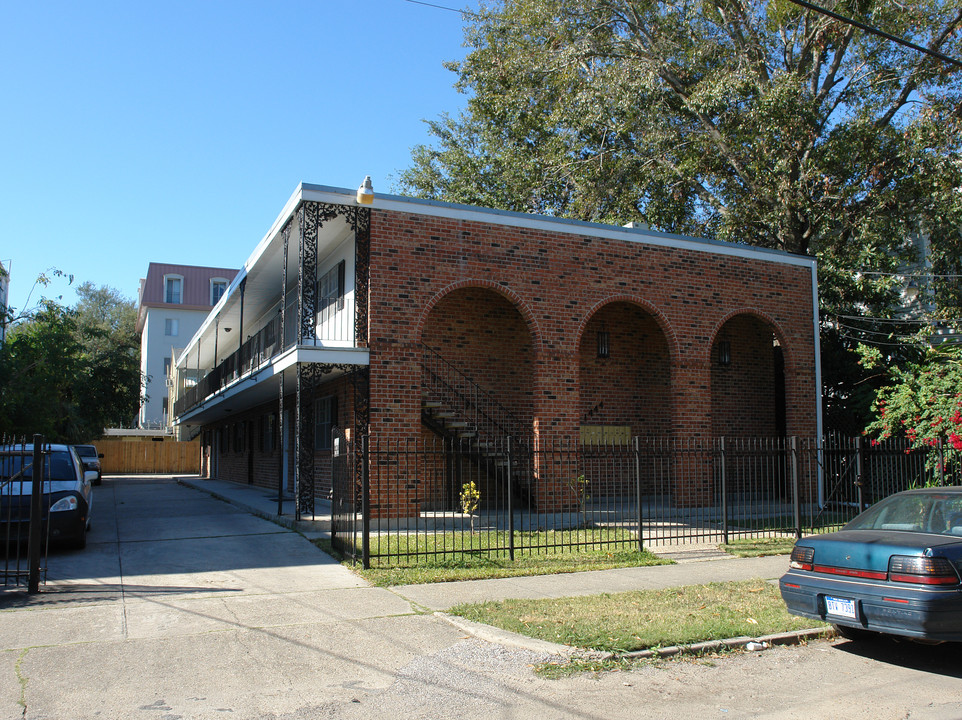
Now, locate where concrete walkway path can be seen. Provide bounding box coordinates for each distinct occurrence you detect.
[4,475,961,720]
[1,476,464,719]
[176,475,791,612]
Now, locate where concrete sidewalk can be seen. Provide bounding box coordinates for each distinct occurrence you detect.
[7,476,954,720]
[177,475,792,612]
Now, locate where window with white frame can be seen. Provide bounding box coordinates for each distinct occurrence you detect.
[313,396,337,450]
[210,278,228,306]
[164,275,183,304]
[316,261,345,325]
[165,318,179,336]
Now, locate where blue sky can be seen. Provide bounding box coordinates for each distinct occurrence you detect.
[1,0,473,315]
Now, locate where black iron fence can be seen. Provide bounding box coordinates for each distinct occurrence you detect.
[1,435,49,591]
[331,434,962,568]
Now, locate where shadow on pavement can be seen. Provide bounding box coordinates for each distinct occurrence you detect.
[832,635,962,678]
[0,583,241,609]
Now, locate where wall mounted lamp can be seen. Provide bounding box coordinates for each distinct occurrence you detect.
[718,340,731,366]
[597,330,610,359]
[356,176,374,205]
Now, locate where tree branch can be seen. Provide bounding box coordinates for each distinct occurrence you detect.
[877,7,962,129]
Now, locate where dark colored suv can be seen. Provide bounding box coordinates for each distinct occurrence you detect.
[1,443,95,549]
[73,445,103,485]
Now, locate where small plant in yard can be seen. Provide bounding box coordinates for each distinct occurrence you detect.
[460,480,481,533]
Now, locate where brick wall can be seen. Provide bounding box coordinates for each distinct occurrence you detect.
[366,210,817,511]
[579,301,672,435]
[421,288,535,425]
[197,204,817,514]
[202,374,355,500]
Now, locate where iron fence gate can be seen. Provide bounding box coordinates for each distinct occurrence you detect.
[2,435,49,591]
[330,427,367,565]
[330,434,962,568]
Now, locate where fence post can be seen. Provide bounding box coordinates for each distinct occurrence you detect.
[361,433,370,570]
[720,437,728,546]
[937,437,946,487]
[855,436,865,510]
[634,436,643,553]
[27,434,44,594]
[507,437,515,562]
[791,437,801,540]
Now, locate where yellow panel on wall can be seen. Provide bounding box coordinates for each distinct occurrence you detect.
[579,425,631,445]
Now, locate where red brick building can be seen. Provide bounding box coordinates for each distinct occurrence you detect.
[171,182,820,516]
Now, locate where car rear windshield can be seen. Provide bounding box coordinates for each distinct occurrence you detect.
[846,493,962,537]
[0,451,76,482]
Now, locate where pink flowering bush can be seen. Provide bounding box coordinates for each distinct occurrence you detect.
[863,343,962,470]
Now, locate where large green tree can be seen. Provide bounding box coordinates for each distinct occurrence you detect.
[0,283,141,442]
[72,282,142,431]
[398,0,962,432]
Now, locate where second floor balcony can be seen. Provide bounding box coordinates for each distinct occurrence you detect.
[169,186,372,423]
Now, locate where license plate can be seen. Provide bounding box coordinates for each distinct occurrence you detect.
[825,596,857,619]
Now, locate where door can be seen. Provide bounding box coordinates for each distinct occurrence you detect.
[283,408,292,494]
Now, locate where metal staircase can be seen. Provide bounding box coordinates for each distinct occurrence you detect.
[420,343,533,509]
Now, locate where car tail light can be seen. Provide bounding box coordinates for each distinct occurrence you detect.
[888,556,960,585]
[790,546,814,570]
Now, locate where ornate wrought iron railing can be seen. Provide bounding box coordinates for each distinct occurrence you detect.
[173,314,286,417]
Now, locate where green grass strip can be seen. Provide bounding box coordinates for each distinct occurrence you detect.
[450,579,824,653]
[318,530,671,586]
[721,537,796,557]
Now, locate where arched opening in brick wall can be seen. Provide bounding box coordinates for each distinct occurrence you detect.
[711,314,786,438]
[578,301,672,442]
[420,287,536,427]
[418,287,536,511]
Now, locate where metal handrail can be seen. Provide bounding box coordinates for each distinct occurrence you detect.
[174,314,287,417]
[419,342,530,444]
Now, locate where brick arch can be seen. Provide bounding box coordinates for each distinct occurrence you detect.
[706,308,793,372]
[573,295,679,361]
[415,279,544,353]
[574,295,676,438]
[709,308,791,439]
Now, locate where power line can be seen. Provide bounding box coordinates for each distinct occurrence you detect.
[785,0,962,69]
[403,0,476,17]
[830,313,962,325]
[416,0,962,69]
[408,0,962,70]
[835,329,925,347]
[845,270,962,279]
[833,322,929,342]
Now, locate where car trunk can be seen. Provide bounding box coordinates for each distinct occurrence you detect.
[804,530,962,573]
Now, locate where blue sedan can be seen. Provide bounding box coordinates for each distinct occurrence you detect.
[780,487,962,642]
